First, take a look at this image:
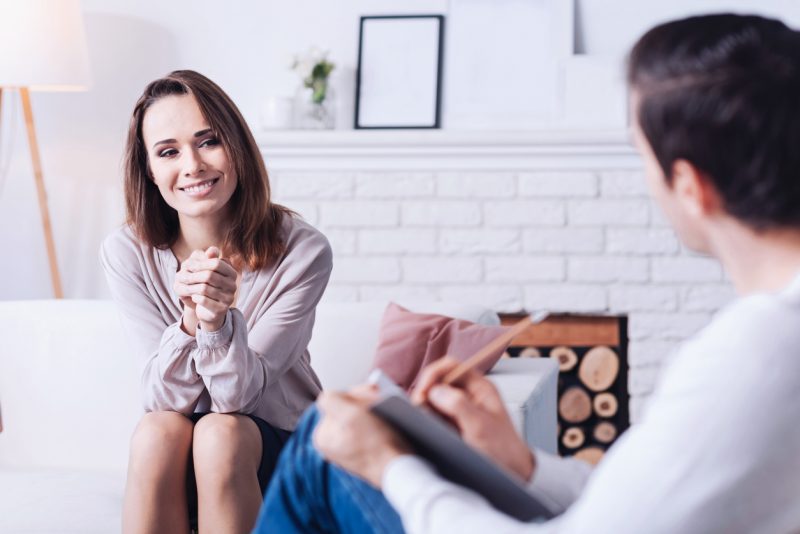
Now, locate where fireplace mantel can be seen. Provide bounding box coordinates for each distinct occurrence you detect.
[256,129,641,171]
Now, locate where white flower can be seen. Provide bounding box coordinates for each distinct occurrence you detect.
[291,47,330,79]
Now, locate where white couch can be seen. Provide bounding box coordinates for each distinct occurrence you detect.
[0,299,557,533]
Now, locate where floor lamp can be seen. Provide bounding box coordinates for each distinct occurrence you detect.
[0,0,91,299]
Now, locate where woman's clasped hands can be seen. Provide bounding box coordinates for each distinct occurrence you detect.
[174,246,239,334]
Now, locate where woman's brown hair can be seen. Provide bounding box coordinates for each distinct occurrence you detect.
[123,69,293,270]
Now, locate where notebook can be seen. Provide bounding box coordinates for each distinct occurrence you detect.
[368,369,554,522]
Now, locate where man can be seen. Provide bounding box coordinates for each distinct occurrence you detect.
[254,13,800,533]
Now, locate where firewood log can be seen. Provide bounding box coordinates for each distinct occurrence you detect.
[562,427,585,449]
[578,346,619,392]
[551,346,578,371]
[593,392,619,417]
[593,421,617,444]
[574,446,604,465]
[559,386,592,423]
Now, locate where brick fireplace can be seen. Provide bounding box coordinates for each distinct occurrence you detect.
[259,129,735,423]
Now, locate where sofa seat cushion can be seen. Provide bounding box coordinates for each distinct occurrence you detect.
[0,300,140,475]
[0,468,125,533]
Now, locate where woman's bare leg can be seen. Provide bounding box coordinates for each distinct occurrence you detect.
[122,411,194,534]
[192,414,263,534]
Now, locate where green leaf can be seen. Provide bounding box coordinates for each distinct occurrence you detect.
[311,79,327,103]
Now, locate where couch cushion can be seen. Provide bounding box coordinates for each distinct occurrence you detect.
[372,303,509,390]
[0,300,140,475]
[309,299,500,391]
[0,468,125,533]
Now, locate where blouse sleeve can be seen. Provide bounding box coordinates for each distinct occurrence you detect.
[100,233,206,415]
[191,230,333,414]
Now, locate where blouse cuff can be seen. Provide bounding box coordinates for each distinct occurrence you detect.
[164,320,197,350]
[196,310,234,350]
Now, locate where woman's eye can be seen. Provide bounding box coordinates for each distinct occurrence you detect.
[200,137,220,148]
[158,148,178,158]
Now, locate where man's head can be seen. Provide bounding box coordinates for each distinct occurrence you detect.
[628,14,800,252]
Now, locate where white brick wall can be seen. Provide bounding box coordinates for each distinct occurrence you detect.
[359,229,437,254]
[356,172,435,198]
[402,201,482,226]
[271,167,736,422]
[485,200,565,226]
[523,227,604,253]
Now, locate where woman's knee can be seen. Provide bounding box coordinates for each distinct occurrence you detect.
[128,411,193,475]
[192,414,262,478]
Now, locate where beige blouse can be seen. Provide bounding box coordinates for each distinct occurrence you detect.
[100,216,331,430]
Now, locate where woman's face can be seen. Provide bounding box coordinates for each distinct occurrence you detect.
[141,94,237,223]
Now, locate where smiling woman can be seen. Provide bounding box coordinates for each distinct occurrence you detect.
[98,70,333,533]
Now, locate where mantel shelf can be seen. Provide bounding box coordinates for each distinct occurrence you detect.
[255,129,642,171]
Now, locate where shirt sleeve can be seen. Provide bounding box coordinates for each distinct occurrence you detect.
[190,231,333,414]
[99,234,205,415]
[381,450,591,533]
[383,456,565,534]
[525,449,593,515]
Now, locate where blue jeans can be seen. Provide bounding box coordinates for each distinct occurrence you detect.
[252,405,405,533]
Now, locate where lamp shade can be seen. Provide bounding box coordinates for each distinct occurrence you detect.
[0,0,91,91]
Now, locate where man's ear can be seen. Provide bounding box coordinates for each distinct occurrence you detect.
[670,159,723,218]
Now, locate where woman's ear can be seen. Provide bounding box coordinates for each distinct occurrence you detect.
[671,159,723,219]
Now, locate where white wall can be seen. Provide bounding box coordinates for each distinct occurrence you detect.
[578,0,800,55]
[1,0,798,298]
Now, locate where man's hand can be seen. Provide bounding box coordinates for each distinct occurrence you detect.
[173,247,238,333]
[412,357,536,482]
[313,388,412,488]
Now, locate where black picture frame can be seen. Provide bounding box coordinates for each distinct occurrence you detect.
[354,15,445,129]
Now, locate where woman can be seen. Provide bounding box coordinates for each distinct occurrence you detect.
[100,70,332,533]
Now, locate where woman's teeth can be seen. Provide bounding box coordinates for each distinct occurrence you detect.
[183,179,216,194]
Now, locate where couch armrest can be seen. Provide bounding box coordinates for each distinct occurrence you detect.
[487,358,559,455]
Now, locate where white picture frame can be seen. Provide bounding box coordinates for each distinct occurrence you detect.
[355,15,444,129]
[443,0,574,130]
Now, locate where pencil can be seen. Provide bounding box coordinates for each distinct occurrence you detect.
[442,311,549,385]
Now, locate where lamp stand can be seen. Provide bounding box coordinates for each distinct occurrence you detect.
[0,87,64,298]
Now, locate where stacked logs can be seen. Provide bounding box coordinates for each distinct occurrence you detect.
[553,345,621,464]
[501,314,629,466]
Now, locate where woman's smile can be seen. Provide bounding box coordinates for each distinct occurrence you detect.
[180,177,220,198]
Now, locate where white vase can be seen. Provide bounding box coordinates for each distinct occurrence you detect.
[292,86,336,129]
[260,96,293,130]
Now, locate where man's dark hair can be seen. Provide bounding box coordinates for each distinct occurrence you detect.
[628,13,800,229]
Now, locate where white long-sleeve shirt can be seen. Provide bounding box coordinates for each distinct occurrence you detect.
[100,215,332,430]
[383,272,800,533]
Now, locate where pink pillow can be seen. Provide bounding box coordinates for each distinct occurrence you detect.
[371,303,511,391]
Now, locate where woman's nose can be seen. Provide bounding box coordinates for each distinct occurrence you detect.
[183,148,207,176]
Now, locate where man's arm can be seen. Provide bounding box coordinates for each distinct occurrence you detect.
[313,358,592,532]
[383,454,564,533]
